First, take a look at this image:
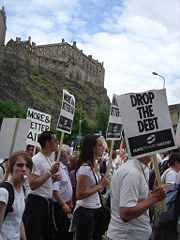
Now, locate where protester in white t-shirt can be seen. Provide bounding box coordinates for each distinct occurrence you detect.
[160,152,180,240]
[23,131,60,240]
[0,151,32,240]
[161,152,180,186]
[72,135,110,240]
[107,156,166,240]
[53,145,73,240]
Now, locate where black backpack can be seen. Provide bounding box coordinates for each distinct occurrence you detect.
[0,165,5,174]
[0,182,14,220]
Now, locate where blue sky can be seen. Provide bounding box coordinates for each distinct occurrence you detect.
[1,0,180,105]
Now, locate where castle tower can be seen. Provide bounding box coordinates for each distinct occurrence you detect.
[0,7,7,46]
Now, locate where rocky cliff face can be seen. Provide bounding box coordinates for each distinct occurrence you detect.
[0,46,110,127]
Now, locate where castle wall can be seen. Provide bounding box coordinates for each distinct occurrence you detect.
[32,41,105,87]
[0,7,7,46]
[4,35,105,88]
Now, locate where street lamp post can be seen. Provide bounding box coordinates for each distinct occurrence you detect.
[152,72,166,89]
[79,119,82,134]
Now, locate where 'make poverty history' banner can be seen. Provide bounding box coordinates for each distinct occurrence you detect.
[117,89,176,158]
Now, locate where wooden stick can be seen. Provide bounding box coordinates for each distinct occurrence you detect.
[9,118,20,157]
[56,132,64,161]
[152,155,167,212]
[106,140,114,175]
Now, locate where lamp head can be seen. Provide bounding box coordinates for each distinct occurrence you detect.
[152,72,158,75]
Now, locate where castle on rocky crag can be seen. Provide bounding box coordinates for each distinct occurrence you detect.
[0,7,105,88]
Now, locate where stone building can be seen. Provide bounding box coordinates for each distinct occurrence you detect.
[169,103,180,133]
[0,7,6,46]
[32,39,105,87]
[5,36,105,88]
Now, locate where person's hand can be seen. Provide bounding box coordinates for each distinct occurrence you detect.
[151,185,166,202]
[50,161,60,175]
[99,174,111,188]
[62,203,71,213]
[52,174,61,182]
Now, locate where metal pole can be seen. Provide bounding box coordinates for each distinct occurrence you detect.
[152,72,166,88]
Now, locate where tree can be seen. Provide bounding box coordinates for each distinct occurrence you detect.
[95,105,110,137]
[0,99,26,126]
[62,107,89,145]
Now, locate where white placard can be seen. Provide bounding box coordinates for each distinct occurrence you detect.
[106,94,123,140]
[56,89,75,134]
[117,89,176,158]
[0,118,31,159]
[26,108,51,146]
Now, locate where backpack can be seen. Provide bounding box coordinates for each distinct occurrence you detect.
[158,185,179,229]
[0,165,5,174]
[0,182,14,220]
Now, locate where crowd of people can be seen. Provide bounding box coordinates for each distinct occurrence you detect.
[0,130,180,240]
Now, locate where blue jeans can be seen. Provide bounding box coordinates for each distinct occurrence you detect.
[73,206,101,240]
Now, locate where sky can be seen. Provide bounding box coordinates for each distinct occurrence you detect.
[1,0,180,105]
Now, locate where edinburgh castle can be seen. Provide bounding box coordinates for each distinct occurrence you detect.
[0,7,105,89]
[0,7,110,131]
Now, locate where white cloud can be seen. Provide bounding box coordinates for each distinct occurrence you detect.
[1,0,180,105]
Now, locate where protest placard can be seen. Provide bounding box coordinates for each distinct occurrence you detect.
[26,108,51,146]
[106,94,123,140]
[117,89,176,158]
[56,89,75,134]
[0,118,31,159]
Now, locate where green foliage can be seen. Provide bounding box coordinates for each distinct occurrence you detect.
[0,99,26,125]
[94,105,110,137]
[63,107,89,145]
[61,105,110,151]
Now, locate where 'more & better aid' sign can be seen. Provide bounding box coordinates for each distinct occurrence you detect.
[26,108,51,146]
[117,89,176,158]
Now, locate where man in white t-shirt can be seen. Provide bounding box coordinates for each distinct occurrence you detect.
[107,156,166,240]
[23,131,60,240]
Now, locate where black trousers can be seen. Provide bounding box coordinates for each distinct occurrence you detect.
[23,194,56,240]
[53,202,73,240]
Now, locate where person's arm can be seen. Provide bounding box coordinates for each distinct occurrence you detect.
[29,172,52,190]
[120,186,166,222]
[53,190,71,213]
[30,162,60,190]
[0,202,6,228]
[0,188,9,229]
[76,174,110,200]
[20,221,27,240]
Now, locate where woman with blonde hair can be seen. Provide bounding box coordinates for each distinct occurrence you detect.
[0,151,32,240]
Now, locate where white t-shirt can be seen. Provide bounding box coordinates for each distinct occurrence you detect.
[0,185,25,240]
[161,168,178,184]
[75,166,101,209]
[53,162,73,203]
[107,159,151,240]
[30,152,54,199]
